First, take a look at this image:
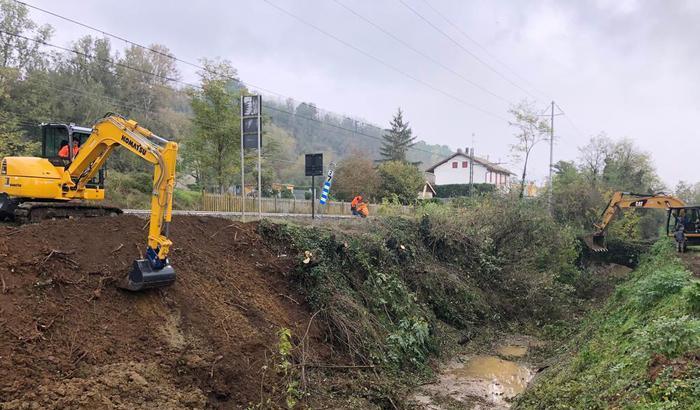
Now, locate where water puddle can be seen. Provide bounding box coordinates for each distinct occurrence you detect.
[412,342,535,409]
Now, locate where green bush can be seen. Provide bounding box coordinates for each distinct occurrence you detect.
[682,281,700,314]
[434,183,495,198]
[632,267,690,308]
[637,315,700,358]
[386,317,431,367]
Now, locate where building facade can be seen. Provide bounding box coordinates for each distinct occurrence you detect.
[425,148,514,188]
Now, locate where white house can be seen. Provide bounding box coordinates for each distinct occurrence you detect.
[425,148,514,188]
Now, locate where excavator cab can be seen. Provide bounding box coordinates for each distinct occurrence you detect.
[41,123,105,188]
[667,206,700,252]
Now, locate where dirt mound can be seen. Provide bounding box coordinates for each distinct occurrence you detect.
[0,215,321,408]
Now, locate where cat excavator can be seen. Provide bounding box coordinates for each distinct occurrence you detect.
[0,114,177,291]
[587,191,700,252]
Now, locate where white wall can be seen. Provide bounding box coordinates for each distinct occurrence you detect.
[432,154,510,187]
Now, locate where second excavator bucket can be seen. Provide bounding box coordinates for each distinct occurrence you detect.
[583,233,608,252]
[118,259,176,291]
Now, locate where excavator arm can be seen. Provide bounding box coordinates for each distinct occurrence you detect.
[588,191,686,251]
[66,114,178,291]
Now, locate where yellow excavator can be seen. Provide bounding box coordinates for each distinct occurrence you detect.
[588,191,700,253]
[0,114,177,291]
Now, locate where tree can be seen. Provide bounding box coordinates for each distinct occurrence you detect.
[578,134,611,187]
[508,101,550,199]
[0,0,52,72]
[332,150,380,201]
[377,160,423,204]
[380,108,416,162]
[186,59,242,192]
[675,181,700,205]
[602,138,661,193]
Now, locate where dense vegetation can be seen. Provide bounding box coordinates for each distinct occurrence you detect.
[517,240,700,409]
[259,194,587,405]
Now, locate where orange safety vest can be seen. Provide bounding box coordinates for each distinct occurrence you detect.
[351,196,362,209]
[356,202,369,217]
[58,144,79,159]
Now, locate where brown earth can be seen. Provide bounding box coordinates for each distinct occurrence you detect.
[0,215,324,409]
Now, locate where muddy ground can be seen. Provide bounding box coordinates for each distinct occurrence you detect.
[0,215,326,409]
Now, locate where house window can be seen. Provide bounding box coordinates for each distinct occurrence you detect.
[452,161,458,168]
[462,161,468,168]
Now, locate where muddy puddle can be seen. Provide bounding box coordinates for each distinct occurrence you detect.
[412,341,535,409]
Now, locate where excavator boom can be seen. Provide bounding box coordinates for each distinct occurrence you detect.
[587,191,686,251]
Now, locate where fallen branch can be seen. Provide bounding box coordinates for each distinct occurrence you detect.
[210,223,238,238]
[298,309,323,389]
[210,355,224,378]
[40,249,79,269]
[111,243,124,253]
[278,293,300,305]
[2,229,21,237]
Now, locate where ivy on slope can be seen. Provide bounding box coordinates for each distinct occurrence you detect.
[516,240,700,409]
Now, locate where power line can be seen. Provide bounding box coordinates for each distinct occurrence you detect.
[554,102,586,139]
[396,0,539,101]
[16,0,459,157]
[420,0,550,101]
[332,0,514,105]
[261,0,509,122]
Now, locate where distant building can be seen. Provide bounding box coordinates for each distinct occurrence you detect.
[425,148,514,188]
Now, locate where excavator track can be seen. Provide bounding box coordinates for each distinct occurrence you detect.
[14,201,122,224]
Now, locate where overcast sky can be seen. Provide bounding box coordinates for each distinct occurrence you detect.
[28,0,700,187]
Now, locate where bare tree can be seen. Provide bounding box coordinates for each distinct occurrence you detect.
[508,101,551,199]
[578,134,611,187]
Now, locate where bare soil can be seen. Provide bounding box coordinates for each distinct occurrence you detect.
[0,215,323,409]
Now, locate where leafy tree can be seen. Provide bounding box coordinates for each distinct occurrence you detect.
[602,138,661,193]
[551,160,603,230]
[380,108,416,162]
[186,59,242,193]
[0,118,38,157]
[377,160,423,204]
[0,0,52,72]
[332,150,380,201]
[508,100,551,199]
[675,181,700,205]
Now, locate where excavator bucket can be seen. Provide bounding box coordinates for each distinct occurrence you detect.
[583,233,608,252]
[118,259,176,291]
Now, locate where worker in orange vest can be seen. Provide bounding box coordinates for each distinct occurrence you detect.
[356,201,369,218]
[58,139,80,159]
[351,195,363,216]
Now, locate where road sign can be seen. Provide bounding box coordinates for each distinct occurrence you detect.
[305,153,323,177]
[319,163,335,205]
[240,95,263,218]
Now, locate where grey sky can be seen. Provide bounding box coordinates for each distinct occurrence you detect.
[28,0,700,187]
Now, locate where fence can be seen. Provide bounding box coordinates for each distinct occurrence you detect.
[200,193,388,216]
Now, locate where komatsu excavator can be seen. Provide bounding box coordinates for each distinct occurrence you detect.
[588,191,700,253]
[0,114,177,291]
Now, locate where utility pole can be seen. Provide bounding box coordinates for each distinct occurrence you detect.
[469,147,474,197]
[240,102,246,221]
[548,101,554,214]
[257,105,262,218]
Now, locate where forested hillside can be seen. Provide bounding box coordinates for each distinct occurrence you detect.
[0,0,451,195]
